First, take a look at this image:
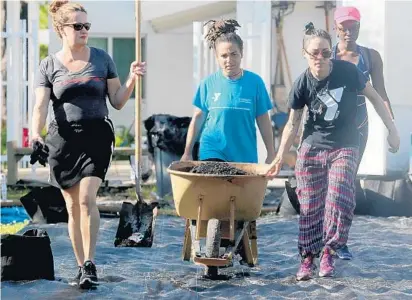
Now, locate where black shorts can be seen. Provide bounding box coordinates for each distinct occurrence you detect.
[46,117,115,190]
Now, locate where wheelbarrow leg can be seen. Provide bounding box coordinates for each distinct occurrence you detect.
[236,220,258,267]
[182,219,192,261]
[241,230,255,267]
[195,195,204,240]
[189,220,201,258]
[223,221,249,261]
[249,221,258,265]
[229,196,235,242]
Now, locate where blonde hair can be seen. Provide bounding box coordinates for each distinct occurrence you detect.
[49,0,87,39]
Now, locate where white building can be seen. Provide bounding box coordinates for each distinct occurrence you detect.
[47,0,336,164]
[4,0,412,176]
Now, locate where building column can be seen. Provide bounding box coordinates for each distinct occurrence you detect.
[236,1,273,164]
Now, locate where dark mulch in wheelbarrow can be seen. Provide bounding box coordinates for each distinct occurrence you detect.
[180,162,250,176]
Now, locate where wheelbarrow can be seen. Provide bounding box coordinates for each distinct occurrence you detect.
[167,161,269,279]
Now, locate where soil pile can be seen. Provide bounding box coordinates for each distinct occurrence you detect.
[182,162,250,176]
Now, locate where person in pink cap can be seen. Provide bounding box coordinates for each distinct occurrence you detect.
[332,6,395,260]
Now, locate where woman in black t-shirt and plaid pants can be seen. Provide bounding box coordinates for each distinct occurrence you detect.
[266,23,400,281]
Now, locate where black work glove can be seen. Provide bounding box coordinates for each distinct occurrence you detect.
[30,141,49,167]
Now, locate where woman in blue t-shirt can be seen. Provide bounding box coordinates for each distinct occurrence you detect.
[181,19,275,164]
[266,23,400,281]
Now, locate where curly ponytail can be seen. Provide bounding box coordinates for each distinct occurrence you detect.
[204,19,243,53]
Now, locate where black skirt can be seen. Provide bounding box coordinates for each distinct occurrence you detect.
[45,117,115,190]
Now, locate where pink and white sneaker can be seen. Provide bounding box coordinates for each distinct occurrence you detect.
[319,248,335,278]
[296,255,316,281]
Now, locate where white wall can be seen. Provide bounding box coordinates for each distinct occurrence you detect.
[47,0,335,163]
[236,1,272,164]
[47,1,235,128]
[278,1,337,81]
[383,0,412,174]
[109,10,236,130]
[48,0,223,41]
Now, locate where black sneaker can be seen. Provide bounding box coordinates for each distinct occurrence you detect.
[79,260,99,289]
[68,266,82,286]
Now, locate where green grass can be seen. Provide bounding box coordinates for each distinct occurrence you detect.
[126,185,157,200]
[6,188,30,201]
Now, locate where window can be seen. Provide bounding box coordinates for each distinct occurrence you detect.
[88,37,146,99]
[87,38,108,52]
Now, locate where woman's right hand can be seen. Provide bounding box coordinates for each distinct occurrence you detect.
[387,127,400,153]
[180,152,192,161]
[266,156,284,179]
[30,134,44,146]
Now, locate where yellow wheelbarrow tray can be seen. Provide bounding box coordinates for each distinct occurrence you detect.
[167,161,269,279]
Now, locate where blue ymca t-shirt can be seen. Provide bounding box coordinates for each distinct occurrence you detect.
[193,70,273,163]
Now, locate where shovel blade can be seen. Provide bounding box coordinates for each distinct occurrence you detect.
[114,201,157,247]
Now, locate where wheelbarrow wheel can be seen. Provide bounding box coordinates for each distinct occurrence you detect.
[204,218,221,279]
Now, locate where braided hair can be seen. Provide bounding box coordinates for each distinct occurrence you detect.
[302,22,332,49]
[204,19,243,53]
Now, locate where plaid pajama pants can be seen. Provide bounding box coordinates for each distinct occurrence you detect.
[295,142,359,257]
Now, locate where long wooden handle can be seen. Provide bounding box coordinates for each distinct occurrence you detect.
[135,0,142,193]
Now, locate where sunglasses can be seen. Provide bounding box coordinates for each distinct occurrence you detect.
[63,22,91,31]
[304,48,332,59]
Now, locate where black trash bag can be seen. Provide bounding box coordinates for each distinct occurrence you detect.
[1,229,55,281]
[356,174,412,217]
[144,114,199,160]
[284,177,300,214]
[114,201,158,248]
[20,186,68,224]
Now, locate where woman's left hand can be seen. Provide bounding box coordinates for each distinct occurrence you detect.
[266,156,284,179]
[129,61,146,80]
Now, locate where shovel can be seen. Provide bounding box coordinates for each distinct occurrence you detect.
[114,0,158,247]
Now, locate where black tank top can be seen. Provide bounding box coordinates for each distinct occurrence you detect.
[332,44,372,130]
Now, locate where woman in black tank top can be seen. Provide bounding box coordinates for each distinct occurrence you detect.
[332,6,395,261]
[333,6,395,161]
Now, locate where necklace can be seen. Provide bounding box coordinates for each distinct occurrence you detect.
[227,68,243,80]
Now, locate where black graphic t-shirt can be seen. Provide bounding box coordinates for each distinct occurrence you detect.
[289,59,368,149]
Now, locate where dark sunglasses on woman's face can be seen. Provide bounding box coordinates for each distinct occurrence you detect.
[304,48,332,59]
[64,22,91,31]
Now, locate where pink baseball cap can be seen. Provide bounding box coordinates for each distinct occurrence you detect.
[334,6,361,23]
